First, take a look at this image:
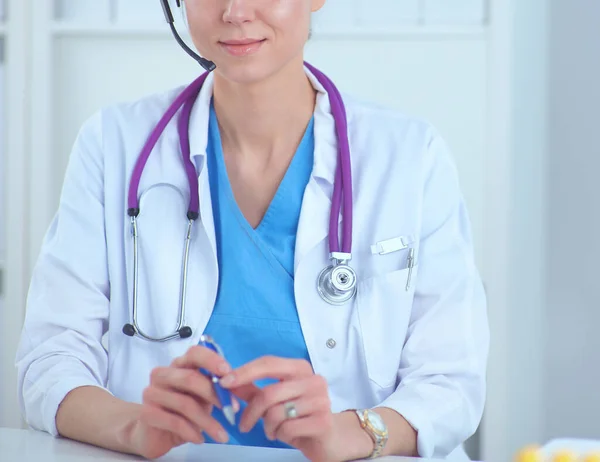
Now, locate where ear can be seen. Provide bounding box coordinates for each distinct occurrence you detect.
[311,0,326,13]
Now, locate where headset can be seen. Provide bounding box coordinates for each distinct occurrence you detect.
[159,0,217,72]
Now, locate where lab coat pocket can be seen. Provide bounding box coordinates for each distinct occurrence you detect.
[356,267,417,389]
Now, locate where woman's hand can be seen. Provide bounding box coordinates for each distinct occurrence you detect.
[128,346,238,459]
[219,356,344,462]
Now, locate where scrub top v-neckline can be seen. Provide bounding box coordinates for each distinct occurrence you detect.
[209,106,314,232]
[207,102,315,278]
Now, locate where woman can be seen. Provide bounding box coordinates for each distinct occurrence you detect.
[15,0,489,461]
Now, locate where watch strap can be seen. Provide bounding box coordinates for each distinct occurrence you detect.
[354,409,388,459]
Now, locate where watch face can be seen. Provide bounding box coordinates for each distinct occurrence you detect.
[367,411,386,432]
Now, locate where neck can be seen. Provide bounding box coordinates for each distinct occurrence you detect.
[212,58,316,161]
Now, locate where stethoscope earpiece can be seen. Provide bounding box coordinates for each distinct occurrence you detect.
[122,324,136,337]
[178,326,193,339]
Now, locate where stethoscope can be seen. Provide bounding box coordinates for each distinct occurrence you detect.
[122,0,357,342]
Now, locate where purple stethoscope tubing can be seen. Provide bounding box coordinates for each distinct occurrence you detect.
[127,63,352,255]
[303,63,353,256]
[127,72,209,219]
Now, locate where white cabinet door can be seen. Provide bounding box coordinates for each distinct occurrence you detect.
[314,0,422,32]
[54,0,111,21]
[116,0,164,23]
[313,0,359,33]
[423,0,487,25]
[356,0,420,27]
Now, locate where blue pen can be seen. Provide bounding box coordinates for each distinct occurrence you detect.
[198,335,236,426]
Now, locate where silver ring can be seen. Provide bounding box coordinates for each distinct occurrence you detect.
[284,401,298,419]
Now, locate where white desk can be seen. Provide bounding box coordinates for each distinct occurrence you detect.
[0,428,423,461]
[542,438,600,456]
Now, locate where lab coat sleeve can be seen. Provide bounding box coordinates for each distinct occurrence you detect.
[379,131,489,458]
[15,111,112,437]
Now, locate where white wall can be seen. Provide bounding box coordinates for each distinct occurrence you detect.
[504,0,548,451]
[478,1,549,459]
[545,0,600,441]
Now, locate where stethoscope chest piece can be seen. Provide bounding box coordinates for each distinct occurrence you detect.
[317,261,358,306]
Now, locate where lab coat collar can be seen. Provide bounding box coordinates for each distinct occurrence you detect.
[188,71,215,174]
[187,65,338,187]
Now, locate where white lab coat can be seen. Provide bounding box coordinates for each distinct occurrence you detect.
[15,68,489,460]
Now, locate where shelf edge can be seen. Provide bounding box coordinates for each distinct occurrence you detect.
[49,22,488,40]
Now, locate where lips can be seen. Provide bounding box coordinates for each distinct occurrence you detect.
[219,38,266,57]
[220,38,264,46]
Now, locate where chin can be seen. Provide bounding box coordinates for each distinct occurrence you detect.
[213,59,280,85]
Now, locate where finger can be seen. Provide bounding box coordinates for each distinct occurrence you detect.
[274,412,334,444]
[263,394,331,440]
[150,366,221,408]
[229,383,261,403]
[139,403,205,445]
[143,386,229,443]
[171,345,232,377]
[239,378,313,433]
[231,395,242,413]
[220,357,313,389]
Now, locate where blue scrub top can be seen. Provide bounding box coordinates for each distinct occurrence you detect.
[202,101,314,448]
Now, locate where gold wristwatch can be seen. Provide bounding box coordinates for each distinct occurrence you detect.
[355,409,389,459]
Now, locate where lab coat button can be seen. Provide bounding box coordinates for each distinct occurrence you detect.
[326,338,337,349]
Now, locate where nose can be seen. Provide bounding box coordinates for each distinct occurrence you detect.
[223,0,256,25]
